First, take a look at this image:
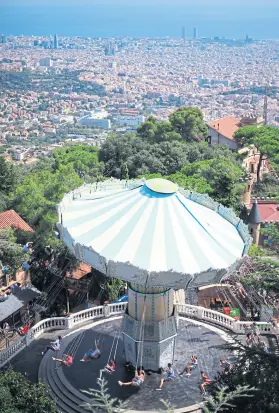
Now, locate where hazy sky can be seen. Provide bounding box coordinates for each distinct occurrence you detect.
[1,0,279,6]
[0,0,278,38]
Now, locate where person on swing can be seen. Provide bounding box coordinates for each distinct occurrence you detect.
[80,339,101,361]
[118,369,145,387]
[156,363,175,390]
[104,358,116,373]
[179,355,198,376]
[52,353,73,370]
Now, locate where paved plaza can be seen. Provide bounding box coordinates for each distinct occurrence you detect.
[60,318,229,410]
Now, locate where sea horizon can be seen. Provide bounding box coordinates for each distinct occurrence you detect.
[1,2,279,40]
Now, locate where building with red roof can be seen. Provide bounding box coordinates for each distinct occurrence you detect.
[207,114,264,151]
[207,116,241,150]
[0,210,34,232]
[248,199,279,247]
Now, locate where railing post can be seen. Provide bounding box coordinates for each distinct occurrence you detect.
[197,307,204,320]
[233,321,241,334]
[65,316,73,330]
[104,304,110,318]
[26,330,32,346]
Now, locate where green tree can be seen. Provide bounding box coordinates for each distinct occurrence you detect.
[136,116,157,141]
[252,173,279,198]
[208,341,279,413]
[204,385,255,413]
[239,257,279,296]
[0,370,56,413]
[12,168,82,229]
[0,228,25,276]
[83,370,128,413]
[169,107,208,142]
[0,192,9,212]
[0,157,16,195]
[53,146,103,179]
[167,172,213,194]
[181,156,246,209]
[234,126,279,182]
[120,162,129,180]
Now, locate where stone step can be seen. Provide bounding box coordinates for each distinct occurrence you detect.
[47,357,88,413]
[56,365,92,407]
[38,334,92,413]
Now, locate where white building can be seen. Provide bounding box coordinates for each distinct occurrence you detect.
[207,116,239,150]
[78,116,111,130]
[12,149,29,161]
[115,115,145,127]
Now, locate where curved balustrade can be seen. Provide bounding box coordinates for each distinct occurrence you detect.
[108,302,128,315]
[0,302,274,368]
[70,305,104,327]
[0,335,26,366]
[27,317,68,342]
[177,304,274,335]
[0,303,127,368]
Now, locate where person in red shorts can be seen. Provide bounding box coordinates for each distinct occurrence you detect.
[52,353,73,370]
[104,358,116,373]
[200,371,211,395]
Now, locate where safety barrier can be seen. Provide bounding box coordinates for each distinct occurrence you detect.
[176,304,275,335]
[0,303,127,368]
[0,302,274,368]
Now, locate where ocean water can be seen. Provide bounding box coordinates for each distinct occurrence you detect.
[0,1,279,39]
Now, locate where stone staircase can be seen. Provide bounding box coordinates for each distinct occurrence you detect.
[38,334,91,413]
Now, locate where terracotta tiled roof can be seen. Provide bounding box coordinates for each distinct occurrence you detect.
[0,210,34,232]
[66,262,92,280]
[249,201,279,222]
[208,116,241,140]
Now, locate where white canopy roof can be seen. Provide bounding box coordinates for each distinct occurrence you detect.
[57,179,251,288]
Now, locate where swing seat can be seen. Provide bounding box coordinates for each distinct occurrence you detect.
[90,353,101,359]
[165,375,176,383]
[104,367,115,374]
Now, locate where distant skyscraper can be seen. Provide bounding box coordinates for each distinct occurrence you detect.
[54,34,59,49]
[40,57,53,67]
[193,27,198,40]
[182,26,185,41]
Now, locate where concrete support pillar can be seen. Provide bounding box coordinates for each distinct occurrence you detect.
[123,283,177,372]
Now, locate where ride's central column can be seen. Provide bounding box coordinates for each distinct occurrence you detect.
[122,283,178,372]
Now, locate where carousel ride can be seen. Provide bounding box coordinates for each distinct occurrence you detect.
[57,177,251,372]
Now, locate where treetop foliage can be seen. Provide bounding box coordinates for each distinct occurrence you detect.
[234,125,279,181]
[0,370,56,413]
[0,228,26,275]
[208,340,279,413]
[137,107,208,143]
[0,156,16,195]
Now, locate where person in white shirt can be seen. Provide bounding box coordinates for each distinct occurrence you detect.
[42,335,62,355]
[80,340,101,361]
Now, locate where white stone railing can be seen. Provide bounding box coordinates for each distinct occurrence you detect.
[0,302,275,368]
[0,303,127,368]
[177,304,275,335]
